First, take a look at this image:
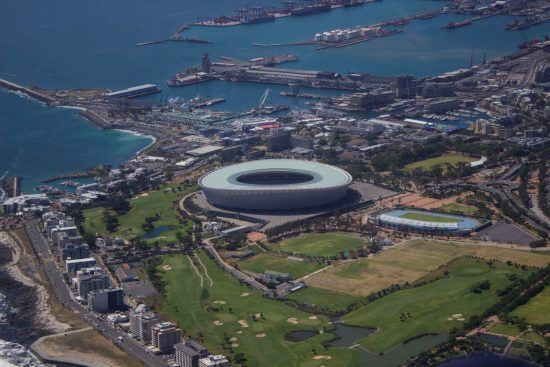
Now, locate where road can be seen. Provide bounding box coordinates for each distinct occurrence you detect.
[25,222,167,367]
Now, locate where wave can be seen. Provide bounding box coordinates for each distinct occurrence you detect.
[113,129,157,155]
[0,171,7,204]
[0,292,46,367]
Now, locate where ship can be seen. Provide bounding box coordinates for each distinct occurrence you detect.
[241,14,276,24]
[187,96,226,110]
[184,38,213,44]
[506,18,519,30]
[442,19,473,29]
[290,3,331,16]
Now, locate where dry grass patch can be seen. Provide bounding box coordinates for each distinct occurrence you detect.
[305,240,549,297]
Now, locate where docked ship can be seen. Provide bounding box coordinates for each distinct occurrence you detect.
[241,14,276,24]
[442,19,473,29]
[291,3,331,16]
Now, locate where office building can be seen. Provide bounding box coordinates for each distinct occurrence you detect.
[88,288,124,313]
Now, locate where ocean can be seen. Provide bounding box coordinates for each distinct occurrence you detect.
[0,0,548,363]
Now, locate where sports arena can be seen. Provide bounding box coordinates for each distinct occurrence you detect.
[374,209,481,236]
[198,159,352,211]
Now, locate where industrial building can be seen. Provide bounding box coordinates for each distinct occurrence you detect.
[199,159,352,211]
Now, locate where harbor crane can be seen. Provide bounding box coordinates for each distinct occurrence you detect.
[258,88,271,113]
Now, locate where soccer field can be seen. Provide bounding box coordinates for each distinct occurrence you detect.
[342,258,531,353]
[238,253,324,279]
[399,211,463,223]
[268,232,369,258]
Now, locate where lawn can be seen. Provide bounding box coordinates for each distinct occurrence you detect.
[342,258,530,353]
[156,252,362,367]
[82,183,196,244]
[439,203,479,216]
[511,286,550,325]
[268,232,369,258]
[399,212,462,223]
[305,240,550,297]
[287,286,361,313]
[521,331,546,345]
[489,323,520,337]
[404,154,476,172]
[238,253,324,279]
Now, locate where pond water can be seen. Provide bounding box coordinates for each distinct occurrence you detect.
[438,354,536,367]
[285,330,318,342]
[330,320,448,367]
[140,225,173,240]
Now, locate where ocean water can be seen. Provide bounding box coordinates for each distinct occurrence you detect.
[1,0,548,193]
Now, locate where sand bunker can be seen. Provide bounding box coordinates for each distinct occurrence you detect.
[452,314,463,318]
[213,300,226,304]
[236,331,243,335]
[238,320,249,328]
[308,316,318,320]
[230,337,238,342]
[231,343,239,348]
[255,313,262,318]
[162,265,172,271]
[313,356,332,360]
[457,318,465,321]
[287,318,299,324]
[213,320,223,326]
[240,292,250,297]
[256,333,266,338]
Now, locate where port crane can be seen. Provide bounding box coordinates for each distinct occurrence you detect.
[258,88,271,114]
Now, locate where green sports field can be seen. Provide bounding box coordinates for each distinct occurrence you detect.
[399,212,462,223]
[404,154,476,173]
[439,203,479,215]
[342,258,530,353]
[82,183,196,244]
[287,286,361,313]
[238,253,324,279]
[268,232,369,258]
[489,323,520,337]
[157,252,362,367]
[510,286,550,325]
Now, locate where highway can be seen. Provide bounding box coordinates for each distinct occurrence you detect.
[25,222,167,367]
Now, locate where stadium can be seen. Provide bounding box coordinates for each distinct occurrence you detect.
[198,159,353,211]
[373,209,481,236]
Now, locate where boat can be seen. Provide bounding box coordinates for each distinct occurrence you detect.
[242,14,276,24]
[442,19,473,29]
[506,18,519,30]
[290,3,331,16]
[184,38,213,44]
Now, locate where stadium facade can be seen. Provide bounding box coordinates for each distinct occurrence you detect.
[198,159,352,211]
[374,209,481,236]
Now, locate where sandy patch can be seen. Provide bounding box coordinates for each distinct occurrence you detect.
[213,320,223,326]
[231,343,239,348]
[457,318,465,321]
[308,316,318,320]
[236,331,243,335]
[162,265,172,271]
[138,192,149,197]
[256,333,266,338]
[287,318,299,324]
[452,314,463,318]
[213,300,226,304]
[240,292,250,297]
[238,320,249,328]
[255,313,262,318]
[313,355,332,360]
[230,337,238,342]
[447,317,454,321]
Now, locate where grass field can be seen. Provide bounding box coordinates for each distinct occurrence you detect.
[439,203,479,215]
[521,331,546,345]
[268,233,369,258]
[404,154,476,173]
[156,252,362,367]
[238,253,324,279]
[510,286,550,325]
[342,258,530,353]
[287,286,361,313]
[305,240,550,297]
[82,184,195,244]
[399,212,462,223]
[489,323,520,337]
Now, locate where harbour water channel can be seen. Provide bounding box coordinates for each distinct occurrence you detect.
[1,0,548,193]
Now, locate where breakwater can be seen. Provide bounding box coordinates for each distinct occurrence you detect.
[0,79,54,104]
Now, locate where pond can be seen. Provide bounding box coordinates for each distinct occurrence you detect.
[285,330,318,342]
[140,225,173,240]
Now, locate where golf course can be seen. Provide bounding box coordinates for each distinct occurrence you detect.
[156,252,362,367]
[342,258,531,353]
[238,253,324,279]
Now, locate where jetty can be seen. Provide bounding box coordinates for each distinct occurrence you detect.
[0,78,55,104]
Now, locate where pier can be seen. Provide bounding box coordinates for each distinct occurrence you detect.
[0,78,55,104]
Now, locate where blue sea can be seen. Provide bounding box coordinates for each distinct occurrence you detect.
[1,0,547,193]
